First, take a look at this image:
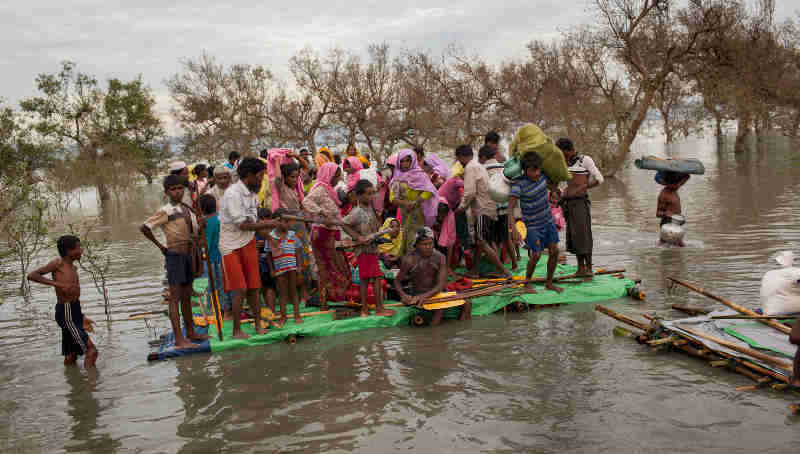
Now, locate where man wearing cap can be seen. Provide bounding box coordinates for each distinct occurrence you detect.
[394,227,471,325]
[210,165,232,210]
[168,161,194,207]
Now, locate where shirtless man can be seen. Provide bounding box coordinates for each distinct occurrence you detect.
[556,138,604,277]
[394,227,472,325]
[28,235,98,368]
[657,171,690,247]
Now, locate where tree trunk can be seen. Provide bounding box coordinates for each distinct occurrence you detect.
[96,181,111,215]
[735,114,752,153]
[714,113,724,148]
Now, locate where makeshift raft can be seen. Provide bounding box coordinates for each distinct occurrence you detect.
[596,277,798,396]
[147,256,636,361]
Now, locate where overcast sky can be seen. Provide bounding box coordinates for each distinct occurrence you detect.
[1,0,796,133]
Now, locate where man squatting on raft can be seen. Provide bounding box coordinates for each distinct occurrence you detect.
[28,235,98,368]
[394,227,471,326]
[555,138,604,277]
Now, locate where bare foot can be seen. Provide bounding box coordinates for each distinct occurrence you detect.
[360,310,369,317]
[273,317,287,329]
[174,339,202,349]
[545,283,564,293]
[188,333,210,341]
[232,331,250,340]
[375,309,395,317]
[523,284,538,294]
[84,348,98,368]
[294,314,304,324]
[254,326,268,335]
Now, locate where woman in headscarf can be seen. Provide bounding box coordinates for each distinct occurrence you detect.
[422,154,450,189]
[379,153,399,220]
[377,217,403,268]
[390,149,438,255]
[315,146,334,169]
[302,162,352,309]
[343,156,364,193]
[274,161,312,300]
[345,143,370,168]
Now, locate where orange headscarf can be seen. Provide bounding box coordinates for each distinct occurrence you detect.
[315,147,334,169]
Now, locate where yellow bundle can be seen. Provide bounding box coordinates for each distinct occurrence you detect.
[508,124,570,183]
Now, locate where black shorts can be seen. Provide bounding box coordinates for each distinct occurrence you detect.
[495,214,509,244]
[473,215,497,243]
[258,255,277,290]
[55,301,89,357]
[165,251,194,286]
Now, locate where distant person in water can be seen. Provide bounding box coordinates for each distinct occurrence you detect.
[556,137,604,278]
[141,174,209,349]
[657,171,690,247]
[394,227,470,325]
[28,235,98,368]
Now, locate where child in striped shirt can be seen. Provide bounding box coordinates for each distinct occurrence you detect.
[265,209,303,326]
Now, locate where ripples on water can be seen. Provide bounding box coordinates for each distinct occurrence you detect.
[1,135,799,453]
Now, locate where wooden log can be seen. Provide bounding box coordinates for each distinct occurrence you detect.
[595,305,649,331]
[677,325,793,373]
[648,336,678,346]
[711,315,795,321]
[667,277,791,335]
[671,304,710,316]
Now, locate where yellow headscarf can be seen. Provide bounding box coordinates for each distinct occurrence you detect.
[451,161,464,178]
[315,147,333,169]
[257,157,271,209]
[377,218,403,256]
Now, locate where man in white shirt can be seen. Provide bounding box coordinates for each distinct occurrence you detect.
[555,138,604,278]
[455,145,512,279]
[219,157,276,338]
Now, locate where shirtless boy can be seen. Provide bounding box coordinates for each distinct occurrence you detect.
[394,227,471,325]
[657,171,690,247]
[28,235,98,368]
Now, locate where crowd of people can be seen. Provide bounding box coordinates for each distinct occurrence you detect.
[28,131,609,366]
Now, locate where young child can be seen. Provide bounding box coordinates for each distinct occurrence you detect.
[342,180,396,317]
[657,171,690,247]
[265,209,304,326]
[28,235,98,368]
[255,208,278,324]
[507,153,564,294]
[198,194,233,318]
[140,174,209,350]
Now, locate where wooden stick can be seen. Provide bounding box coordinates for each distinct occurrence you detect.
[594,305,649,331]
[129,310,168,318]
[281,214,345,226]
[667,277,791,335]
[671,304,710,316]
[676,325,793,372]
[711,315,795,321]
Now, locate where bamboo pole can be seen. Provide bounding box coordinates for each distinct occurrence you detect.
[594,305,649,331]
[711,315,795,321]
[677,325,793,373]
[667,277,791,335]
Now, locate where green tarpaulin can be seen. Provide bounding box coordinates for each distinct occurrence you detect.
[195,256,634,353]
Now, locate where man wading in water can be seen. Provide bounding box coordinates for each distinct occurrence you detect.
[556,138,604,278]
[394,227,470,325]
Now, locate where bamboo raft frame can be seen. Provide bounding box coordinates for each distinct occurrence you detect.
[595,277,800,408]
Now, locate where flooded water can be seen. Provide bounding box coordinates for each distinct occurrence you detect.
[2,134,800,453]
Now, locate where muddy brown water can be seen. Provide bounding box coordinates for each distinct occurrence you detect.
[1,135,799,453]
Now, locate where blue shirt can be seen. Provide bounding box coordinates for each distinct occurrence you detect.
[510,175,554,228]
[204,214,221,264]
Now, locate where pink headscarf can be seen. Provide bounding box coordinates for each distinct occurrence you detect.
[312,162,341,207]
[391,149,439,226]
[267,148,304,210]
[437,177,464,211]
[423,154,450,180]
[344,156,364,192]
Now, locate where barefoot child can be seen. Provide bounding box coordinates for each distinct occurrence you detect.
[140,174,209,349]
[507,153,564,294]
[342,180,396,317]
[198,194,233,318]
[28,235,98,368]
[265,209,304,326]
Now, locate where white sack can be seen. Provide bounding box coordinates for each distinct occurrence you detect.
[761,251,800,316]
